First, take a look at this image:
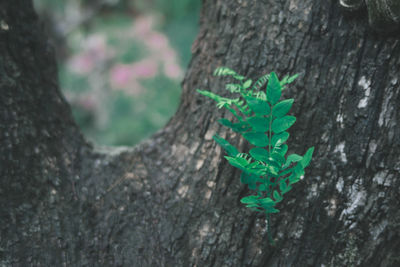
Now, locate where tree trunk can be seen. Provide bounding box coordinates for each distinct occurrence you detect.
[1,0,399,266]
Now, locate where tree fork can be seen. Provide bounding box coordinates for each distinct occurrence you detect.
[1,0,399,266]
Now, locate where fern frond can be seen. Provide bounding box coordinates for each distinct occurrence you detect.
[226,83,243,93]
[253,91,267,100]
[234,99,251,116]
[237,153,251,162]
[214,67,245,81]
[215,98,238,109]
[251,73,269,92]
[197,89,238,109]
[280,73,299,90]
[226,106,244,122]
[197,67,313,246]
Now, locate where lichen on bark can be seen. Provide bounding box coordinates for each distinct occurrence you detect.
[340,0,400,33]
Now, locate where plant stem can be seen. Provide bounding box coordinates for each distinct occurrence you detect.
[266,108,275,245]
[266,213,275,245]
[268,110,272,155]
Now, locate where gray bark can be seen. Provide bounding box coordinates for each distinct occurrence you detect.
[1,0,400,266]
[340,0,400,33]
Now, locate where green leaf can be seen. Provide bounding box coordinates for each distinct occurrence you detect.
[271,131,289,147]
[265,206,280,213]
[247,117,269,132]
[217,118,235,128]
[282,154,303,169]
[245,204,262,210]
[287,73,299,83]
[247,161,260,169]
[271,116,296,133]
[280,74,299,89]
[197,89,221,101]
[225,83,242,93]
[245,203,260,208]
[284,185,292,194]
[212,134,239,157]
[243,132,269,147]
[274,144,288,157]
[225,156,249,171]
[246,166,266,176]
[246,161,266,176]
[266,72,281,105]
[249,207,264,212]
[258,197,279,213]
[240,195,259,204]
[216,98,238,109]
[258,184,267,192]
[278,166,294,177]
[243,79,252,89]
[249,147,269,161]
[241,173,261,190]
[259,197,275,207]
[214,67,245,80]
[279,180,292,194]
[234,101,251,116]
[273,190,283,202]
[217,119,250,133]
[294,164,305,177]
[272,99,294,118]
[251,73,269,91]
[244,96,270,115]
[300,147,314,168]
[289,164,305,185]
[265,164,279,176]
[289,173,301,185]
[253,91,267,101]
[197,89,237,109]
[201,67,311,221]
[269,152,286,166]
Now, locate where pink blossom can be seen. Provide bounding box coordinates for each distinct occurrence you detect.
[145,32,168,50]
[86,34,108,61]
[164,63,183,79]
[68,34,112,74]
[68,54,94,74]
[110,64,133,87]
[126,80,144,96]
[78,95,96,110]
[131,59,158,78]
[133,16,155,37]
[162,49,178,63]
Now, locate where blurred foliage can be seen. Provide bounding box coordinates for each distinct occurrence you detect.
[33,0,201,146]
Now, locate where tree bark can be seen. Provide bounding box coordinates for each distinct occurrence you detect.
[1,0,400,266]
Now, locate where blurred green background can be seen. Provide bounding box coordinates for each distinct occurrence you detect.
[33,0,201,146]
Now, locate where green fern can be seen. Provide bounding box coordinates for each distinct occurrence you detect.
[197,67,314,244]
[213,66,246,81]
[251,73,270,92]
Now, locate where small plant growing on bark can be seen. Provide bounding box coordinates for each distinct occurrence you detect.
[197,67,314,244]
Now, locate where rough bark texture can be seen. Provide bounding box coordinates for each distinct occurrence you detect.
[340,0,400,33]
[1,0,400,266]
